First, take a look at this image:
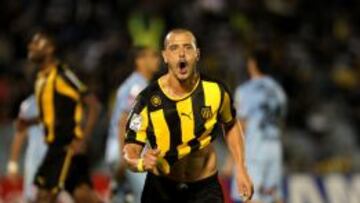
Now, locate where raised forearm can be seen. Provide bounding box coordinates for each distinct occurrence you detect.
[123,144,143,172]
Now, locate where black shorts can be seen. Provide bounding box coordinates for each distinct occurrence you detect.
[141,172,224,203]
[34,146,92,195]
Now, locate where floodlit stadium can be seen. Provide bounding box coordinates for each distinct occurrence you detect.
[0,1,359,203]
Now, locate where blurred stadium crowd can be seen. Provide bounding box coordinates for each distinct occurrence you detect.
[0,0,360,177]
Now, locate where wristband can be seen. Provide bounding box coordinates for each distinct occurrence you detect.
[7,161,19,174]
[137,158,144,172]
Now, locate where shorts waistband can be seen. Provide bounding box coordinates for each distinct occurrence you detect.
[147,171,219,191]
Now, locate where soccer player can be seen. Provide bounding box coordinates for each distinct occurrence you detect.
[106,46,160,202]
[7,95,47,202]
[25,31,102,203]
[230,49,287,203]
[123,29,253,203]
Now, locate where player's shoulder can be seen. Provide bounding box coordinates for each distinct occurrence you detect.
[22,94,36,105]
[20,95,36,111]
[261,76,278,86]
[19,94,38,118]
[133,79,161,104]
[57,62,87,91]
[261,76,274,85]
[57,62,78,81]
[57,62,74,76]
[117,73,144,93]
[126,72,147,84]
[200,73,231,93]
[236,80,253,95]
[243,76,271,92]
[263,76,286,93]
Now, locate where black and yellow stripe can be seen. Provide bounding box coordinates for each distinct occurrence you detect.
[125,75,236,171]
[58,148,74,190]
[35,63,88,146]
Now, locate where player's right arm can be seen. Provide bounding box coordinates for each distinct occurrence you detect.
[116,85,144,164]
[123,144,160,174]
[122,93,161,174]
[7,127,27,177]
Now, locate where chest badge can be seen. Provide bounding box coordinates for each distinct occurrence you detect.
[201,106,213,120]
[151,95,162,107]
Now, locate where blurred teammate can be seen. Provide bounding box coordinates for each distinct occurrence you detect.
[7,95,47,202]
[123,29,253,202]
[25,31,102,203]
[105,46,160,202]
[230,49,287,203]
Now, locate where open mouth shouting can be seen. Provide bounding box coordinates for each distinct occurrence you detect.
[178,59,188,75]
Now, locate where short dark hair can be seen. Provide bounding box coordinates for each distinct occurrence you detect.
[30,28,57,48]
[247,48,272,74]
[132,46,148,58]
[129,46,152,68]
[163,28,197,49]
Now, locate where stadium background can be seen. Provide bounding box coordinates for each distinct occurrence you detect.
[0,0,360,202]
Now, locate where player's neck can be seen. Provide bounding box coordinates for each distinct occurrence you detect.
[40,57,57,75]
[162,72,199,98]
[251,72,265,80]
[136,67,153,81]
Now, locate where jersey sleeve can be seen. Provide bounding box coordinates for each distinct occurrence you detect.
[219,84,237,130]
[124,93,149,146]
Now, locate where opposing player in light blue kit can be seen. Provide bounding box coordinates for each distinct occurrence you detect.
[105,46,160,202]
[7,95,48,202]
[229,49,287,203]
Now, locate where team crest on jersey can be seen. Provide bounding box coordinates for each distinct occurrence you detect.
[129,113,142,132]
[201,106,213,120]
[151,95,162,107]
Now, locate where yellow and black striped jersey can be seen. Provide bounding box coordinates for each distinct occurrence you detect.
[125,74,236,172]
[35,63,88,146]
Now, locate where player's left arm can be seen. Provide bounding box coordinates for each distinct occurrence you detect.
[63,68,102,151]
[71,93,101,154]
[82,93,102,140]
[222,88,246,177]
[219,88,253,200]
[219,88,246,171]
